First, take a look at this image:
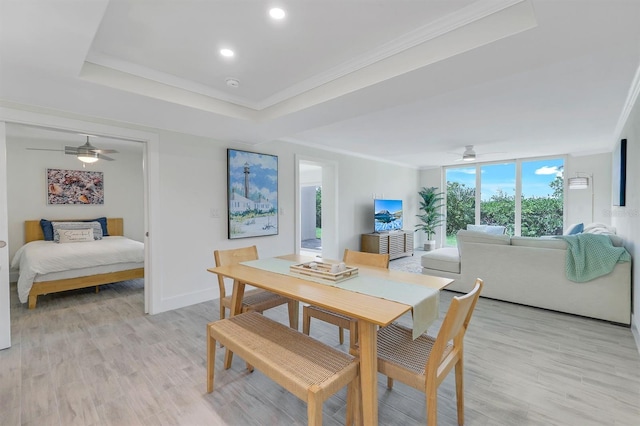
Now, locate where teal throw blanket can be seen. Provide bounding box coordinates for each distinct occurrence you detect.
[559,234,630,282]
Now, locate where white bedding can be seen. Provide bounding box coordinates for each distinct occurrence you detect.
[11,236,144,303]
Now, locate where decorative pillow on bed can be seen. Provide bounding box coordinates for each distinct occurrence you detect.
[84,217,109,236]
[40,219,55,241]
[57,228,94,243]
[52,221,103,242]
[41,217,108,240]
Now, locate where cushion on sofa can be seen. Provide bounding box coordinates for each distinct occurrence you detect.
[421,248,460,274]
[466,224,506,234]
[511,236,567,250]
[456,230,511,256]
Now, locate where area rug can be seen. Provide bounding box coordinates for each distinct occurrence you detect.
[388,249,425,274]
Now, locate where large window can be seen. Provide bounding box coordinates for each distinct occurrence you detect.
[445,157,564,245]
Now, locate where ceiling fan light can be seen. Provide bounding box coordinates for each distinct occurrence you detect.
[77,152,99,163]
[462,153,475,161]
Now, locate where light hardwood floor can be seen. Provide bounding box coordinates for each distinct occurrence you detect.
[2,278,639,425]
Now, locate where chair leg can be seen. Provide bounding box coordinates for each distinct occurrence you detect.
[339,327,344,345]
[426,381,438,426]
[307,390,323,426]
[206,326,216,393]
[346,376,362,426]
[455,358,464,425]
[223,347,234,370]
[387,377,394,389]
[288,299,299,330]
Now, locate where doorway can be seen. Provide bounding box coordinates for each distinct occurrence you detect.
[299,163,322,256]
[0,108,159,349]
[296,156,339,260]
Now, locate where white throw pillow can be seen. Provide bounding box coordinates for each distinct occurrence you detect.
[57,228,94,243]
[52,221,103,242]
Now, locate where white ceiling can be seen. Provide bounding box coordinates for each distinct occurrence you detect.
[2,0,639,168]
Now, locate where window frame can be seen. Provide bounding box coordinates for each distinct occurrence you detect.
[442,155,567,244]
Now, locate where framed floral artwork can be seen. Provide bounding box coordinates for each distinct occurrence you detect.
[47,168,104,205]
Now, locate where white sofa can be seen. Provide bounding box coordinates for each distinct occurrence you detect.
[421,230,631,324]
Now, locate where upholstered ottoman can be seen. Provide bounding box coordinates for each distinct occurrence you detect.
[421,247,460,274]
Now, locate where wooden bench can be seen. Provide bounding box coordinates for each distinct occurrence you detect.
[207,312,360,425]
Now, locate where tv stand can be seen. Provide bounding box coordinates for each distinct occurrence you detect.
[361,231,413,260]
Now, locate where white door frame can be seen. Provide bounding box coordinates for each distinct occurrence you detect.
[295,155,339,260]
[0,107,162,334]
[0,122,10,349]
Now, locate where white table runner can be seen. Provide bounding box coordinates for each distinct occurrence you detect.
[241,258,439,339]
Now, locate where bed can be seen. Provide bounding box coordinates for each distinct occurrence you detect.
[12,218,144,309]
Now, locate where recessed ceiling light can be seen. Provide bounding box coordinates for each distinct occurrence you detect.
[269,8,285,19]
[220,48,234,57]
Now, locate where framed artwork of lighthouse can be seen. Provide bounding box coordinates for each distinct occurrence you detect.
[227,148,279,239]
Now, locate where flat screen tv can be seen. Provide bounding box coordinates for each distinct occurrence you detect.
[374,199,403,232]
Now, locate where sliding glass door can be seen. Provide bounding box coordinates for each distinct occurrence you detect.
[480,163,516,235]
[445,157,564,245]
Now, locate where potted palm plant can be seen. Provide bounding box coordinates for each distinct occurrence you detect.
[415,186,444,251]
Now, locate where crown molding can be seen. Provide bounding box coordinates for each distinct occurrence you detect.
[614,59,640,143]
[82,0,530,116]
[84,52,258,110]
[258,0,528,109]
[279,136,419,169]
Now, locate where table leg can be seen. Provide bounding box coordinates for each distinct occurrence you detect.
[224,279,245,369]
[358,320,378,426]
[287,300,299,330]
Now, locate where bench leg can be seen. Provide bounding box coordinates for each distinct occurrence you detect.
[307,388,323,426]
[207,325,217,393]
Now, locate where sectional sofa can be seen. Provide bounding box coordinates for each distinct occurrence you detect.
[421,230,631,324]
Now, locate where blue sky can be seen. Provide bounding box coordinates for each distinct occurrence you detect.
[446,158,564,201]
[228,149,278,207]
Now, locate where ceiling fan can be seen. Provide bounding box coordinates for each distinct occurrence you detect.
[449,145,505,162]
[27,135,118,163]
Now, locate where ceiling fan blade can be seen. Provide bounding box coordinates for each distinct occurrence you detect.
[93,149,118,154]
[25,148,63,152]
[97,153,115,161]
[65,146,80,154]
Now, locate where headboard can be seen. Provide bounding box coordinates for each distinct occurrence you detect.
[25,218,124,243]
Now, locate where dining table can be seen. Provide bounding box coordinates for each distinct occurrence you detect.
[207,253,453,426]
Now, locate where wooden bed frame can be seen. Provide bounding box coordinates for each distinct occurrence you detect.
[24,218,144,309]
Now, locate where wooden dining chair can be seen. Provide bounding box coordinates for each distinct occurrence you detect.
[302,249,390,348]
[214,245,298,329]
[376,278,483,426]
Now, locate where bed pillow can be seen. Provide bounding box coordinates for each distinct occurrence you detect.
[58,228,94,243]
[40,219,55,241]
[84,217,109,236]
[52,221,103,242]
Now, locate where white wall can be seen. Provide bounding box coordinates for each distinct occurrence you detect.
[6,129,144,266]
[147,132,421,310]
[611,87,640,344]
[564,153,612,227]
